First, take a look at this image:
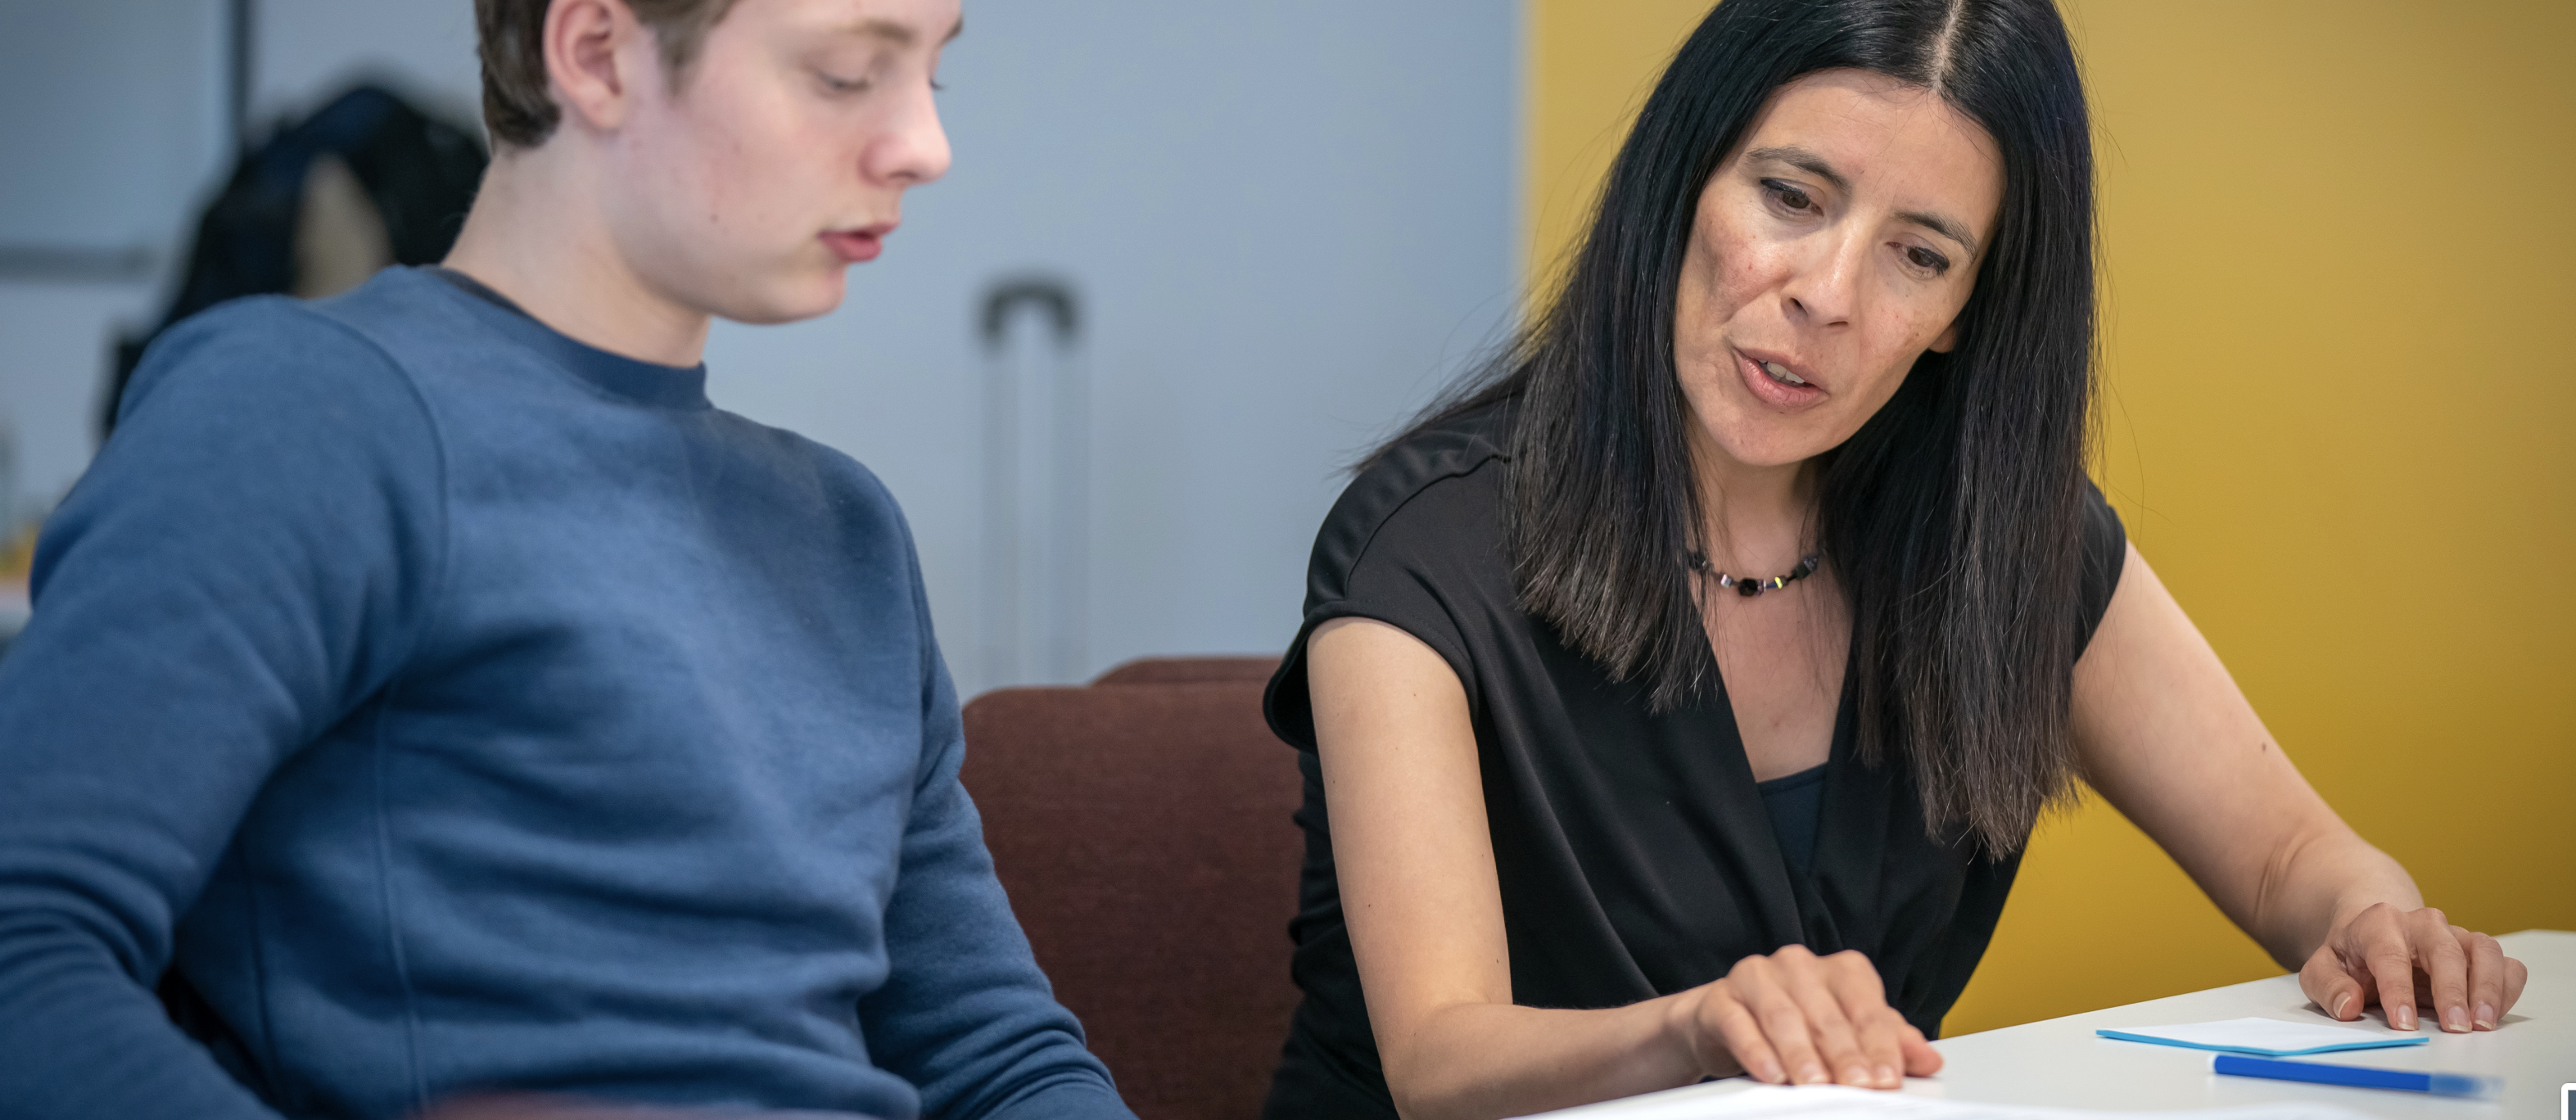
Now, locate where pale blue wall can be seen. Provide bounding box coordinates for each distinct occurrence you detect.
[0,0,1520,693]
[0,0,233,526]
[711,1,1521,690]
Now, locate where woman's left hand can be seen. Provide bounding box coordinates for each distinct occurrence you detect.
[2298,903,2526,1032]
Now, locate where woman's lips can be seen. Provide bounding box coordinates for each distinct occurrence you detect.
[1735,348,1826,409]
[820,228,888,263]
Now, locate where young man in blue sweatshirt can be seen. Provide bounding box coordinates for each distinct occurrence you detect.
[0,2,1136,1118]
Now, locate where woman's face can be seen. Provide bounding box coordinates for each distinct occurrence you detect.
[1674,68,2005,472]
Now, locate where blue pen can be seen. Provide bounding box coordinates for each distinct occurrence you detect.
[2212,1054,2502,1099]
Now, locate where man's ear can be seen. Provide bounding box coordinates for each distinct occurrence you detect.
[544,0,649,133]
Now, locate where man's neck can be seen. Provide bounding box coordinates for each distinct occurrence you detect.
[441,147,712,368]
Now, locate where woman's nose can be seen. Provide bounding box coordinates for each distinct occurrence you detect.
[1781,229,1863,328]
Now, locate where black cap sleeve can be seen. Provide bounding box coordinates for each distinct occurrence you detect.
[1265,413,1514,752]
[2075,478,2130,656]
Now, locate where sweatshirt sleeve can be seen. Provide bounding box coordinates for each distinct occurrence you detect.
[851,542,1135,1120]
[0,299,442,1119]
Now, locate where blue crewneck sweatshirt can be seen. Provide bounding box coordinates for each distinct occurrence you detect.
[0,268,1132,1120]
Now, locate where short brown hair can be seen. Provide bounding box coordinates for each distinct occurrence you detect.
[476,0,742,149]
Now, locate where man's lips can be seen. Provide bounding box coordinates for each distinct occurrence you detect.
[820,224,896,263]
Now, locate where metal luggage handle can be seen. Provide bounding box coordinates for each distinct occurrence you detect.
[978,276,1087,692]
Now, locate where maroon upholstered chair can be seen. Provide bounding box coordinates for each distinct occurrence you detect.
[960,657,1299,1120]
[1088,656,1282,688]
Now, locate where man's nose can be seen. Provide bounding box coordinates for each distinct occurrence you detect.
[866,87,952,187]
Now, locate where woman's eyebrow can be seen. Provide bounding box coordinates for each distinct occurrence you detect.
[1746,145,1849,192]
[1897,209,1980,258]
[1747,144,1982,258]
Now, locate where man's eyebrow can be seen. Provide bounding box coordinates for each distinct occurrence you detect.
[843,16,963,47]
[1747,144,1982,258]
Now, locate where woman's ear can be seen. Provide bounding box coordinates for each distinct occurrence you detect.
[544,0,649,134]
[1927,318,1962,354]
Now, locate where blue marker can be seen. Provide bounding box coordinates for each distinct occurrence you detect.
[2213,1054,2501,1099]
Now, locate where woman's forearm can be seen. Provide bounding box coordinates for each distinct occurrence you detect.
[1381,993,1712,1120]
[1316,619,1724,1119]
[2068,553,2428,973]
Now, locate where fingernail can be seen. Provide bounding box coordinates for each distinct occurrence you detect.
[1877,1064,1900,1087]
[2442,1005,2468,1032]
[2394,1005,2416,1031]
[2475,1003,2496,1030]
[1760,1060,1784,1082]
[2333,994,2353,1018]
[1800,1064,1828,1086]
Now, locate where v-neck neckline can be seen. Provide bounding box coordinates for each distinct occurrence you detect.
[1697,633,1865,944]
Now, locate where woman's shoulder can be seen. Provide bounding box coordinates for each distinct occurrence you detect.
[1305,400,1516,593]
[1271,401,1519,751]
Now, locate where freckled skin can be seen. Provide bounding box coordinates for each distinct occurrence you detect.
[1672,68,2006,474]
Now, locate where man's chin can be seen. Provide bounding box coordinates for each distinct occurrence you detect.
[711,271,849,327]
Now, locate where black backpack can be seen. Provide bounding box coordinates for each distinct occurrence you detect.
[105,85,486,435]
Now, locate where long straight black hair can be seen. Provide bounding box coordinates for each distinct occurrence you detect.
[1394,0,2097,854]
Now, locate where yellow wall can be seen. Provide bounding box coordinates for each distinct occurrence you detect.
[1524,0,2576,1035]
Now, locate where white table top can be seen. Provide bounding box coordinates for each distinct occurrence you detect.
[1530,929,2573,1119]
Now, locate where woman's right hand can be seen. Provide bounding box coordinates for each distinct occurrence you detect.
[1674,945,1941,1090]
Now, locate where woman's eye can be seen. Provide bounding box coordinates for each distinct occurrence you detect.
[1762,179,1815,213]
[819,72,870,94]
[1905,246,1951,275]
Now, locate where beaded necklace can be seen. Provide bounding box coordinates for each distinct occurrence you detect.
[1686,550,1822,598]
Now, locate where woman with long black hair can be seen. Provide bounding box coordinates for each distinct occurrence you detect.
[1257,1,2526,1118]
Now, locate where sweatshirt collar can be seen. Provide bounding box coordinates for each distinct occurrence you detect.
[420,266,711,411]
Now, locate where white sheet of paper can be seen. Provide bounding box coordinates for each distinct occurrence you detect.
[1516,1084,2380,1120]
[2093,1016,2426,1056]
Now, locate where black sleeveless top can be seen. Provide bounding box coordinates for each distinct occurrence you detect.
[1259,404,2128,1118]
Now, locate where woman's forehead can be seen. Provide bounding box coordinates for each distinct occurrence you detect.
[1734,68,2005,242]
